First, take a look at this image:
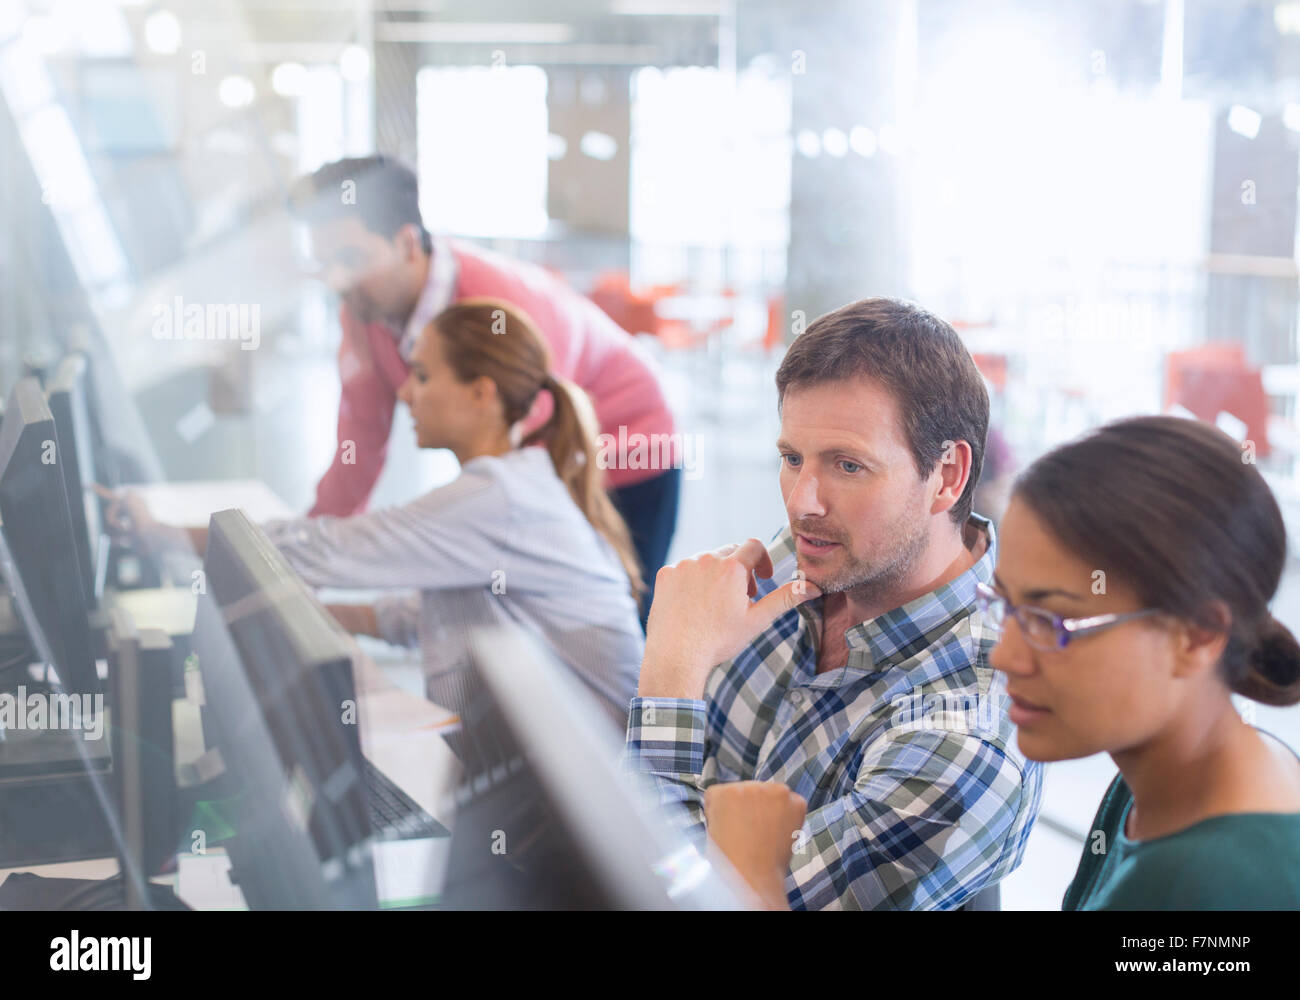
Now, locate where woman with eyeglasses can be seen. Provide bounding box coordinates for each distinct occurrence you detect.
[981,414,1300,909]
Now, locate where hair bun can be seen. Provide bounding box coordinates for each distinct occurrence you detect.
[1238,615,1300,707]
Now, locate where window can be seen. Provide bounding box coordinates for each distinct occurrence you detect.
[416,65,549,238]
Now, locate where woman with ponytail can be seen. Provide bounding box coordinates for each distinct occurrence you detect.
[113,298,645,727]
[982,415,1300,908]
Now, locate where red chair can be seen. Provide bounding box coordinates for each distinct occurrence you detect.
[1165,343,1271,458]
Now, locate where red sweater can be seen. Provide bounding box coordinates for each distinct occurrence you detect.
[311,239,678,516]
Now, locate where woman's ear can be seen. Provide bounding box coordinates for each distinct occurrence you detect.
[469,374,501,411]
[1171,601,1232,680]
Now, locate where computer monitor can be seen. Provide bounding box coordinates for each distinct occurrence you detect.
[46,354,108,608]
[186,585,353,909]
[197,508,375,909]
[0,376,99,696]
[442,624,748,910]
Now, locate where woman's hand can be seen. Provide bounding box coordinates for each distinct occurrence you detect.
[704,780,807,911]
[95,485,193,552]
[327,604,380,638]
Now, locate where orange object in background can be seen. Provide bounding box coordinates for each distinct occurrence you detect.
[971,352,1008,393]
[588,271,663,337]
[588,271,740,350]
[763,296,785,353]
[1164,342,1271,458]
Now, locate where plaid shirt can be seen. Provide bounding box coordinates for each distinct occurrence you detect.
[626,516,1043,910]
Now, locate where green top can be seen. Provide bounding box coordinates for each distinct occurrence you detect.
[1063,742,1300,911]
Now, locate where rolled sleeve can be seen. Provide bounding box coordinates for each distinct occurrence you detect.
[625,697,708,775]
[625,696,710,835]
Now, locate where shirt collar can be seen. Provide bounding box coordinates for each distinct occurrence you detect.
[795,514,996,672]
[401,233,458,359]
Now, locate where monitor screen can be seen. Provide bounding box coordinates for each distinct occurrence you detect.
[198,507,376,908]
[187,585,362,909]
[443,624,747,910]
[46,354,107,608]
[0,377,99,696]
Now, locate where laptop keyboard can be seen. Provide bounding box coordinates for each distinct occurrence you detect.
[362,757,449,840]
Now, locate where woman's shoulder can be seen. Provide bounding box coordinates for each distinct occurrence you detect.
[450,448,557,498]
[459,448,599,535]
[1092,809,1300,910]
[465,449,569,502]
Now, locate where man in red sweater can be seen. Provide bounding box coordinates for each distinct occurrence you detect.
[288,157,680,626]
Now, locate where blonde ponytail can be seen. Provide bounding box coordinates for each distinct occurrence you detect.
[523,375,644,599]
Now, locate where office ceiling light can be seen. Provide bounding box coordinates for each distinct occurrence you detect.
[822,127,848,157]
[144,9,181,55]
[546,133,568,160]
[1277,2,1300,34]
[271,61,307,97]
[795,129,821,158]
[1227,104,1262,139]
[1285,103,1300,134]
[579,130,618,161]
[849,125,877,158]
[339,44,370,82]
[218,74,256,108]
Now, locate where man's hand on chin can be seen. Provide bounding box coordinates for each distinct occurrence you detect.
[637,538,822,701]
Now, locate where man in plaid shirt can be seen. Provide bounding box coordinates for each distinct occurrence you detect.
[626,298,1043,910]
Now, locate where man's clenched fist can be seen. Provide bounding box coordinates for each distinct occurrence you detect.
[704,780,807,910]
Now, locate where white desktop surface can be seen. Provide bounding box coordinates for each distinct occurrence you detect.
[127,479,296,528]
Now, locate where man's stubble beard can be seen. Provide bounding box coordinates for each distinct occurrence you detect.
[794,503,933,609]
[344,290,379,324]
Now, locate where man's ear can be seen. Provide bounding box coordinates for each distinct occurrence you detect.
[929,438,973,517]
[397,223,425,260]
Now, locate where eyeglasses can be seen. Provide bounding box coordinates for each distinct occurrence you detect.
[974,581,1161,652]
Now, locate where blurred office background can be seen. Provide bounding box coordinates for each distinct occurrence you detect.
[4,0,1300,908]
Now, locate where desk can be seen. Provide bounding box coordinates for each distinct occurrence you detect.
[128,479,296,527]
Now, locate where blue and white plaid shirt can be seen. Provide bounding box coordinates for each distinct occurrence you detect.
[626,516,1043,910]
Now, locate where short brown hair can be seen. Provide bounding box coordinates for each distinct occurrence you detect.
[775,297,989,524]
[288,155,432,254]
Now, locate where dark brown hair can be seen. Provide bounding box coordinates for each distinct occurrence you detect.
[431,298,643,597]
[288,155,432,254]
[1014,415,1300,707]
[774,297,989,523]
